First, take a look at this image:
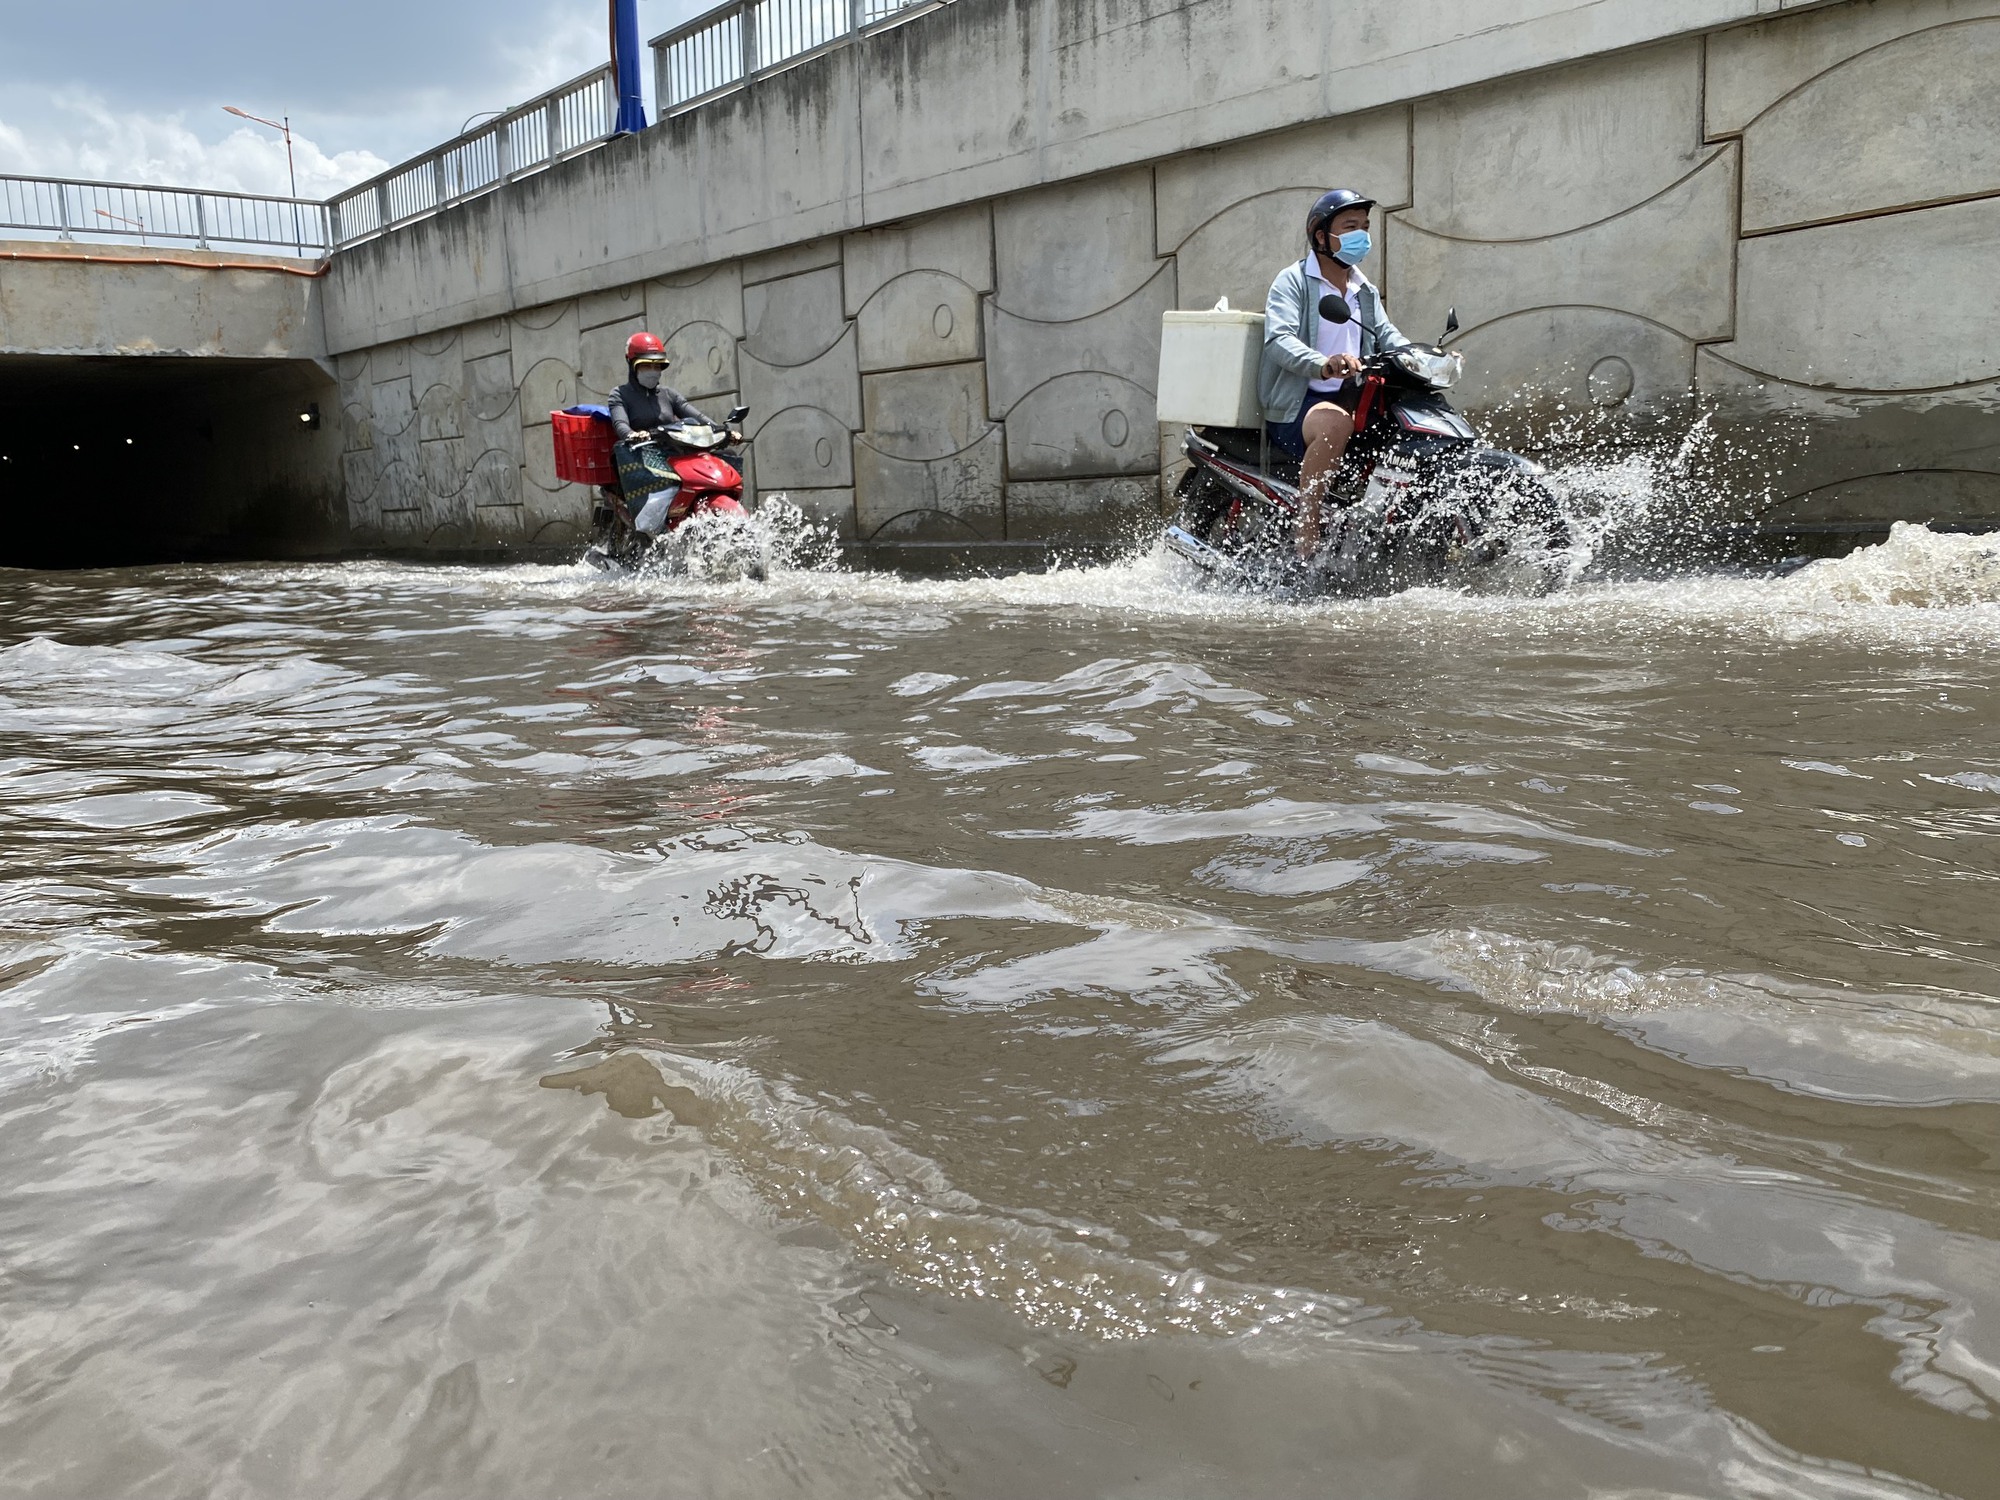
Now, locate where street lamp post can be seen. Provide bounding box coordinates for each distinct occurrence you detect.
[224,105,302,253]
[95,208,147,246]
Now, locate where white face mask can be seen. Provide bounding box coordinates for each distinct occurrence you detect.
[636,367,663,390]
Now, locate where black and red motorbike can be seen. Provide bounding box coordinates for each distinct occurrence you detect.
[1165,303,1570,595]
[583,405,768,578]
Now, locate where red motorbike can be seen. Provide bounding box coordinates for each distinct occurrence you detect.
[553,403,764,577]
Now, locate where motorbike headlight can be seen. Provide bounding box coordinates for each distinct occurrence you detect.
[1392,347,1465,389]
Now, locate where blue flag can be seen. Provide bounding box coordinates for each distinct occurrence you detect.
[612,0,649,134]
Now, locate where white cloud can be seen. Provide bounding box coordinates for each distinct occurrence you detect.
[493,6,612,105]
[0,89,387,197]
[0,0,711,203]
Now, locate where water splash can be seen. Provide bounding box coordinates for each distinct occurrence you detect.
[239,504,2000,641]
[1445,394,1828,589]
[1783,522,2000,609]
[610,495,847,582]
[741,494,846,575]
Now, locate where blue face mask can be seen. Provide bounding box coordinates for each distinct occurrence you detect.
[1329,229,1371,267]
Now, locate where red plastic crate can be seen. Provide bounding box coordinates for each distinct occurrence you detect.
[550,409,616,485]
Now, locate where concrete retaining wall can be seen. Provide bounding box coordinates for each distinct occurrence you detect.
[35,0,1996,558]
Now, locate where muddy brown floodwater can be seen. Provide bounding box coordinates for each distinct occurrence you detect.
[3,524,1999,1499]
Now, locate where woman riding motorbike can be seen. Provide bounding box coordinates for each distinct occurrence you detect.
[607,332,718,443]
[606,332,741,535]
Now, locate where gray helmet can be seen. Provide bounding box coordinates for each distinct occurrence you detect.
[1306,189,1376,244]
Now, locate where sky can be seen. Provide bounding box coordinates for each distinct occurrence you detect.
[0,0,709,198]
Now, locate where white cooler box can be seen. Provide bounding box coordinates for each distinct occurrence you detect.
[1156,308,1265,428]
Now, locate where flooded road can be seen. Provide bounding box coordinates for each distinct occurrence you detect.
[3,525,1999,1498]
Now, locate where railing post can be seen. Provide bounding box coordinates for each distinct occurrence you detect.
[496,117,515,180]
[195,194,210,249]
[375,180,392,230]
[849,0,866,36]
[55,183,73,241]
[741,0,759,79]
[432,154,449,210]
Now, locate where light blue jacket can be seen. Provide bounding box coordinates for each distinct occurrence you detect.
[1258,258,1409,424]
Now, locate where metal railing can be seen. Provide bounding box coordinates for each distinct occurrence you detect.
[0,174,330,254]
[654,0,942,111]
[3,0,959,261]
[327,65,617,248]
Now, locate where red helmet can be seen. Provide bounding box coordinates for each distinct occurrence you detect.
[624,331,668,364]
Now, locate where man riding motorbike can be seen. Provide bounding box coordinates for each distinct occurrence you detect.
[607,332,741,534]
[1257,190,1410,558]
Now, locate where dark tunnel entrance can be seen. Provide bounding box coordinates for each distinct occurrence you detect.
[0,355,342,568]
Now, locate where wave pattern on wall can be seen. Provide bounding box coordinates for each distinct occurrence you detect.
[335,1,2000,547]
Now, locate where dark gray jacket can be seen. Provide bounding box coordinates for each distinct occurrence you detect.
[608,380,712,440]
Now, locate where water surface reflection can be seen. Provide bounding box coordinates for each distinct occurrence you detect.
[2,529,1998,1496]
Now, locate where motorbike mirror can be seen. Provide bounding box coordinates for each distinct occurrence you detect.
[726,404,749,423]
[1442,307,1460,340]
[1317,294,1353,325]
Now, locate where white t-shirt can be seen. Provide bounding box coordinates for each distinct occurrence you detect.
[1305,260,1366,394]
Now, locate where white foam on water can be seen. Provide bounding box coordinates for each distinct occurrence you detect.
[1783,521,2000,608]
[212,515,2000,655]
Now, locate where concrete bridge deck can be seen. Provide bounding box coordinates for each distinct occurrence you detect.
[0,243,340,564]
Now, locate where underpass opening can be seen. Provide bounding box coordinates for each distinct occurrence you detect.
[0,354,342,569]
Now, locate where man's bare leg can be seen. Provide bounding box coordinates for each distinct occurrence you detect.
[1296,401,1356,558]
